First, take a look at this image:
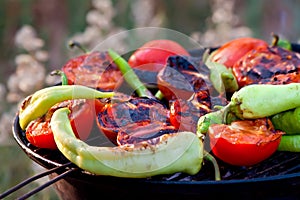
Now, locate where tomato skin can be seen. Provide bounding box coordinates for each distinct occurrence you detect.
[157,55,209,101]
[157,71,195,101]
[210,136,281,166]
[211,37,268,69]
[208,119,283,166]
[169,90,214,133]
[70,100,94,141]
[62,51,123,91]
[26,120,57,149]
[231,45,300,88]
[128,39,190,72]
[26,99,94,149]
[96,97,172,145]
[61,54,87,86]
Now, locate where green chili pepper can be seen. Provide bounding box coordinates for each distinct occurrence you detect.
[270,107,300,152]
[19,85,114,130]
[277,39,292,51]
[108,49,154,98]
[204,50,239,94]
[51,107,203,178]
[229,83,300,119]
[277,135,300,152]
[197,106,228,135]
[197,104,238,135]
[154,90,164,100]
[198,83,300,135]
[271,107,300,135]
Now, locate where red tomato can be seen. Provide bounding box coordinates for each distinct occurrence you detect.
[169,90,213,133]
[96,96,172,145]
[62,51,123,91]
[128,39,190,72]
[26,99,94,149]
[156,55,208,101]
[232,45,300,88]
[210,37,268,69]
[208,118,284,166]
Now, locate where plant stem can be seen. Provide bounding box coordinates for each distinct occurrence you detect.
[68,40,88,53]
[204,150,221,181]
[50,70,68,85]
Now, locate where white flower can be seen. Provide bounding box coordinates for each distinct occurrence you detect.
[92,0,114,15]
[14,25,44,51]
[34,50,49,62]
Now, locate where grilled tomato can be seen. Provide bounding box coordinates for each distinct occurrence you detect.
[208,118,284,166]
[62,51,123,91]
[232,45,300,87]
[210,37,268,69]
[26,99,94,149]
[128,39,190,72]
[128,39,190,86]
[157,55,210,101]
[96,96,177,145]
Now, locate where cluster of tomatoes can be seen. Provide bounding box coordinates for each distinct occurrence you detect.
[25,36,299,167]
[25,40,191,148]
[209,37,300,166]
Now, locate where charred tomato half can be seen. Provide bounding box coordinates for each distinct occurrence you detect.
[210,37,268,69]
[128,39,190,87]
[208,118,284,166]
[232,45,300,88]
[62,51,123,91]
[26,99,95,149]
[157,55,211,101]
[96,96,177,145]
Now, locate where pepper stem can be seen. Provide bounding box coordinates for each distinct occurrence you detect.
[50,70,68,85]
[68,40,88,53]
[204,150,221,181]
[271,32,279,47]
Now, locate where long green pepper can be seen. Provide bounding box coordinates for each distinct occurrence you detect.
[271,107,300,152]
[204,52,239,94]
[19,85,114,130]
[51,107,204,178]
[108,49,154,98]
[277,135,300,152]
[271,107,300,135]
[197,83,300,152]
[229,83,300,119]
[198,83,300,134]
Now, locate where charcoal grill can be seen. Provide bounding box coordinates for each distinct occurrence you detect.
[8,115,300,200]
[3,43,300,200]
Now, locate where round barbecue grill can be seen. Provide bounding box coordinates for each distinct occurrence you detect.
[10,113,300,200]
[3,28,300,199]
